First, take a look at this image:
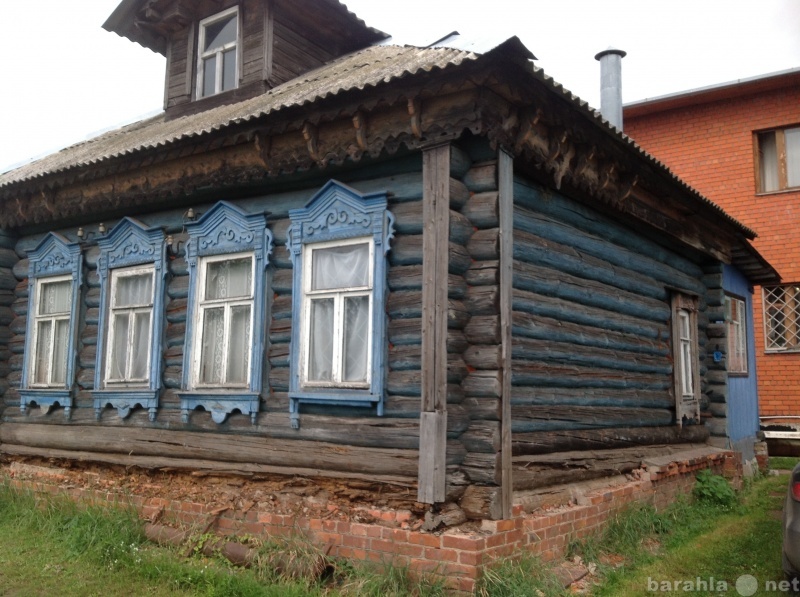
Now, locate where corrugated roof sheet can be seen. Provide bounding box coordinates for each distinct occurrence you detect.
[0,44,478,189]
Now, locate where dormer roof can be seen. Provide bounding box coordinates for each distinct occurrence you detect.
[103,0,388,56]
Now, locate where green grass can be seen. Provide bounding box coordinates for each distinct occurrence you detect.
[0,478,450,596]
[585,470,790,596]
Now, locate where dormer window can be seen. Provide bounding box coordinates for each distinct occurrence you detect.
[197,7,239,99]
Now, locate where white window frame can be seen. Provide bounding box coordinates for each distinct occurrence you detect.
[191,251,255,389]
[196,6,240,99]
[300,236,374,390]
[29,275,73,388]
[104,264,156,387]
[725,295,748,375]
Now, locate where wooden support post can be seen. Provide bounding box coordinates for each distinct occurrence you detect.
[498,148,514,518]
[418,143,450,504]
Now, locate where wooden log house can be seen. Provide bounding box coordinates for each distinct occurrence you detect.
[0,0,779,519]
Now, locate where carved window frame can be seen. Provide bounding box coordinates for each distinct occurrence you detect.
[21,233,83,419]
[671,292,700,426]
[287,180,394,428]
[178,201,273,425]
[93,218,166,422]
[196,6,240,99]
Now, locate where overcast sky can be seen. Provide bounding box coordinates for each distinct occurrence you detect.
[1,0,799,174]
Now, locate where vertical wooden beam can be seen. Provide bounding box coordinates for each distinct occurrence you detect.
[185,22,196,99]
[262,0,274,84]
[418,143,450,504]
[498,149,514,519]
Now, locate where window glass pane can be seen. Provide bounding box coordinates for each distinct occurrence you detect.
[109,312,130,380]
[759,132,779,192]
[34,320,52,384]
[114,272,153,307]
[202,57,217,97]
[311,243,370,291]
[130,311,151,380]
[679,311,691,338]
[39,280,71,315]
[343,295,370,382]
[786,127,800,188]
[205,257,252,300]
[199,308,225,384]
[681,341,693,395]
[51,319,70,385]
[222,49,237,91]
[308,298,334,381]
[227,305,251,384]
[203,15,236,52]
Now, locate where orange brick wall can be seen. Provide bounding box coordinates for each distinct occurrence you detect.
[625,85,800,417]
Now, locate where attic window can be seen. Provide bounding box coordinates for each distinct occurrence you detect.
[197,7,239,99]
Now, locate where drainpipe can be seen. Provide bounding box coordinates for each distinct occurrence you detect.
[594,47,627,130]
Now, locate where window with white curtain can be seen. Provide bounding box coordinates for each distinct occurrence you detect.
[192,253,254,388]
[757,126,800,193]
[302,238,373,388]
[105,265,155,386]
[31,276,72,387]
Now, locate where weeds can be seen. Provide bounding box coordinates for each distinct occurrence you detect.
[692,469,738,510]
[476,553,565,597]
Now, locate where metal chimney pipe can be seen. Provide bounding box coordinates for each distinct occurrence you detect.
[594,47,627,130]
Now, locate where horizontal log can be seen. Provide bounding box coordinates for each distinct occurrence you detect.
[449,210,475,247]
[463,370,501,398]
[461,192,498,229]
[513,261,671,328]
[167,275,189,299]
[272,268,293,294]
[511,405,674,432]
[461,420,501,453]
[511,443,707,490]
[269,318,292,344]
[465,285,498,315]
[449,178,470,210]
[461,452,500,484]
[465,315,500,345]
[513,178,704,279]
[511,387,673,410]
[467,228,499,261]
[388,265,467,299]
[1,443,416,487]
[513,205,706,296]
[464,261,498,287]
[512,425,709,456]
[463,161,498,193]
[0,423,422,478]
[511,360,671,392]
[513,336,671,375]
[463,344,501,370]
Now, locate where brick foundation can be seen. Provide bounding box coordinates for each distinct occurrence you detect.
[2,448,740,594]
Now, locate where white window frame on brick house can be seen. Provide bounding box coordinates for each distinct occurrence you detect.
[725,294,748,375]
[671,293,700,426]
[755,125,800,193]
[763,284,800,352]
[196,6,240,99]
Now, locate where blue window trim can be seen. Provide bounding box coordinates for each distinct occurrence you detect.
[20,233,83,419]
[92,218,166,422]
[287,180,394,428]
[177,201,273,425]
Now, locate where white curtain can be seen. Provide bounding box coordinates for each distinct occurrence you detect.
[343,295,369,382]
[200,307,225,384]
[34,280,71,385]
[787,127,800,188]
[311,244,369,291]
[309,298,334,381]
[227,305,251,384]
[205,258,252,300]
[307,243,371,384]
[108,271,153,382]
[759,132,779,192]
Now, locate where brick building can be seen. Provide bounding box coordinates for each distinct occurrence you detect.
[625,68,800,421]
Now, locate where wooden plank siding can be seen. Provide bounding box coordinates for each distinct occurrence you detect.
[509,176,713,491]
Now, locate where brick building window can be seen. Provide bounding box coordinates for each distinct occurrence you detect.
[756,126,800,193]
[763,284,800,351]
